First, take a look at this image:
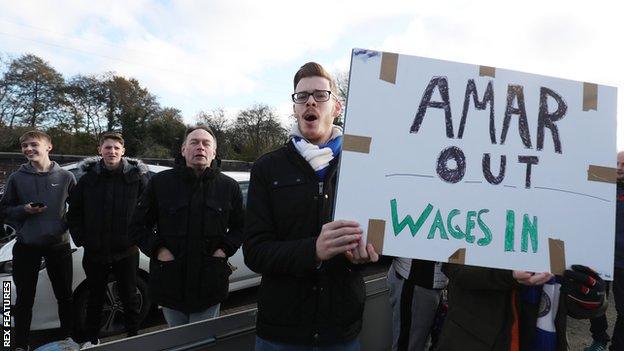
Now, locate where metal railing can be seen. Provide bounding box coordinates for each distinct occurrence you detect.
[91,274,392,351]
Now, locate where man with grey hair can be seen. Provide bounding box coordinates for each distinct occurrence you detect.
[131,125,244,327]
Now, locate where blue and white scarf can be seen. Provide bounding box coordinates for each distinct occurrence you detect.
[289,124,343,180]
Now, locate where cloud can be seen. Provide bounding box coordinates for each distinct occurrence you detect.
[377,0,624,149]
[0,0,424,127]
[1,1,416,92]
[1,0,621,149]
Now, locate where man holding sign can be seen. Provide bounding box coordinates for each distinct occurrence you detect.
[244,62,378,351]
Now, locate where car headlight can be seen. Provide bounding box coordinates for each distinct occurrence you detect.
[0,260,13,274]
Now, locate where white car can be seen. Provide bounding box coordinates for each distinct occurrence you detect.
[0,163,259,336]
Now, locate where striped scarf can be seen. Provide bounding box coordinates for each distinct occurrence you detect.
[289,124,343,180]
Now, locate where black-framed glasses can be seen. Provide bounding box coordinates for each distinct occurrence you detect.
[291,90,334,104]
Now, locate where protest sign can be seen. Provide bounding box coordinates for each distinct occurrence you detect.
[334,49,618,278]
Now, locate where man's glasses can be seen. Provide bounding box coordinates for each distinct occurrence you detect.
[291,90,334,104]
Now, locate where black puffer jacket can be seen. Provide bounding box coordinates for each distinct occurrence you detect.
[130,163,244,313]
[67,157,148,261]
[243,142,365,346]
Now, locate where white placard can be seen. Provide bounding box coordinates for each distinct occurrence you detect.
[334,49,618,278]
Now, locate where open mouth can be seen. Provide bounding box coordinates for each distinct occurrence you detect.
[303,113,318,122]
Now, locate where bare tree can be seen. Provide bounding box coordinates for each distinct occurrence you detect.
[196,108,230,135]
[195,108,233,158]
[335,70,349,101]
[334,70,349,126]
[64,74,109,137]
[0,54,9,126]
[229,104,287,161]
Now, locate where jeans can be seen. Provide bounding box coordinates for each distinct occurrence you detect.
[82,252,140,343]
[161,304,220,327]
[12,242,73,349]
[255,337,360,351]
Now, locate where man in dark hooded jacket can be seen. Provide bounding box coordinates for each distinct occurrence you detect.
[67,132,149,346]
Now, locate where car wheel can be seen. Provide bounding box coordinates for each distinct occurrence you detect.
[74,274,152,338]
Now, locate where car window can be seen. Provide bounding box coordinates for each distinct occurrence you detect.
[68,168,80,181]
[239,181,249,208]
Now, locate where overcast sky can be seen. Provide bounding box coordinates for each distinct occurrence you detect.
[1,0,622,150]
